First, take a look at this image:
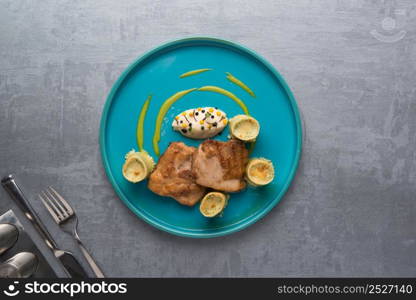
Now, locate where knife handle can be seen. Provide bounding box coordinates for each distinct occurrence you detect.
[58,251,90,279]
[1,174,58,250]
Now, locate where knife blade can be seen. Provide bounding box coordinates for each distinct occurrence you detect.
[1,174,89,278]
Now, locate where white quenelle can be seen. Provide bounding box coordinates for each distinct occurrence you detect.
[172,107,228,139]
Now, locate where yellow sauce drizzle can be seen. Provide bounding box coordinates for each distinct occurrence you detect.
[197,86,250,115]
[226,72,256,98]
[152,88,197,155]
[136,95,152,151]
[179,68,212,78]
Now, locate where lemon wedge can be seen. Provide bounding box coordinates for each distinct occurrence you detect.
[122,150,155,183]
[245,158,274,186]
[199,192,229,218]
[229,115,260,142]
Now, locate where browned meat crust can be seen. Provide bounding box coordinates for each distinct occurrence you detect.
[192,139,249,192]
[148,142,206,206]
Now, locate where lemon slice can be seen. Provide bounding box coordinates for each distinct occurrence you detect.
[229,115,260,142]
[122,150,155,183]
[245,158,274,186]
[199,192,229,218]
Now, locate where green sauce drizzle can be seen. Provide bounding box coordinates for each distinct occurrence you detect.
[197,86,250,115]
[152,88,197,156]
[226,72,256,98]
[136,95,152,151]
[179,68,212,78]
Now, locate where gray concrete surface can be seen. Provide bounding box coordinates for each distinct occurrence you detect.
[0,0,415,277]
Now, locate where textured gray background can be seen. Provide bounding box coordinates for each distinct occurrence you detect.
[0,0,415,277]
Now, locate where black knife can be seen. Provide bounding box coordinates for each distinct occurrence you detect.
[1,174,89,278]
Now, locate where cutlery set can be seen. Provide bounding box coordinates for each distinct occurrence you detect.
[1,174,104,278]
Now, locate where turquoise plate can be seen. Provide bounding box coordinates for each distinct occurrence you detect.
[99,37,302,238]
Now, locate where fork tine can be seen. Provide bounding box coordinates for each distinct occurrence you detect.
[41,191,65,219]
[45,189,69,218]
[39,193,61,224]
[48,186,74,215]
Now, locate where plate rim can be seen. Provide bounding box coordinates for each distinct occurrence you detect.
[99,36,303,238]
